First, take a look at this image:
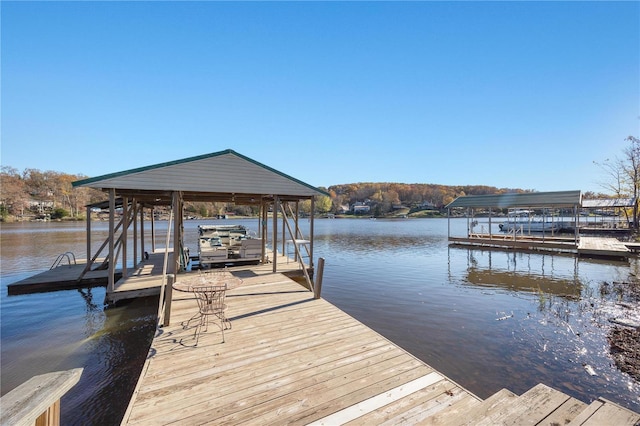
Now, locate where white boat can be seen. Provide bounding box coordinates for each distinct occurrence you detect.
[499,210,560,233]
[197,224,261,266]
[499,210,562,234]
[499,219,560,233]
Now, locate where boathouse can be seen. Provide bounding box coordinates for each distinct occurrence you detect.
[72,149,329,305]
[446,190,635,259]
[446,190,582,238]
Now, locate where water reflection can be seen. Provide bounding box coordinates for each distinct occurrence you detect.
[461,249,583,298]
[441,247,640,411]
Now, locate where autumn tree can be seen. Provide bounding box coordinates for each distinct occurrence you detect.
[595,135,640,230]
[299,195,332,216]
[0,167,28,217]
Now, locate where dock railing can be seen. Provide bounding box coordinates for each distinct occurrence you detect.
[50,252,77,269]
[0,368,83,426]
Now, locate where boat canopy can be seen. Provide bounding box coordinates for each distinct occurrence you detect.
[446,190,582,209]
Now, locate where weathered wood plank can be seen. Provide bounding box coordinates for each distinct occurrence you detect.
[570,398,640,425]
[474,383,570,425]
[0,368,83,426]
[382,385,474,425]
[542,396,587,425]
[569,399,604,424]
[308,372,445,425]
[424,387,517,426]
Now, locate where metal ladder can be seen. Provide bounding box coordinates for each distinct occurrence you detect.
[50,252,77,269]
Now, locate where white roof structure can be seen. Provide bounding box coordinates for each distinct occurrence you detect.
[581,198,635,209]
[73,149,328,204]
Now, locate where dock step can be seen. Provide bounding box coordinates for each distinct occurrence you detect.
[424,388,517,425]
[569,397,640,425]
[472,384,571,425]
[417,383,638,426]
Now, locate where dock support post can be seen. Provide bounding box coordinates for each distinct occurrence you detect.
[151,207,156,253]
[122,197,128,279]
[163,274,174,327]
[273,195,279,273]
[314,257,325,299]
[86,205,91,262]
[261,199,268,264]
[140,205,145,263]
[489,208,492,240]
[310,197,315,268]
[173,191,183,274]
[108,188,115,293]
[133,198,138,268]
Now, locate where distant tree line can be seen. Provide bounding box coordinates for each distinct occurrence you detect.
[0,166,105,220]
[325,182,529,215]
[0,164,616,222]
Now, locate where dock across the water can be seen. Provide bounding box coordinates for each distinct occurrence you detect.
[122,265,640,425]
[450,234,636,260]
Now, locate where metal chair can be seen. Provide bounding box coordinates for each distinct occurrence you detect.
[192,284,230,345]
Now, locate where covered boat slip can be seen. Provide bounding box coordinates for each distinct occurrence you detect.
[72,149,329,304]
[446,191,635,259]
[123,267,640,425]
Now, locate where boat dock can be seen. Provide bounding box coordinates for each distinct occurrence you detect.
[122,264,640,425]
[6,252,171,300]
[6,261,119,296]
[449,234,635,260]
[7,249,278,303]
[578,236,634,259]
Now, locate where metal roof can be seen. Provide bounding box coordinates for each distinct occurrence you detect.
[73,149,329,203]
[582,198,635,208]
[446,190,582,209]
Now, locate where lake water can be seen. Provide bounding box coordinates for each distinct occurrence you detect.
[1,218,639,424]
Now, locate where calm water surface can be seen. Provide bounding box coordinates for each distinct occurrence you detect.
[1,218,639,424]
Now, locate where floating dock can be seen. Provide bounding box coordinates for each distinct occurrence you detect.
[449,234,635,260]
[6,262,119,295]
[122,265,640,425]
[578,236,634,259]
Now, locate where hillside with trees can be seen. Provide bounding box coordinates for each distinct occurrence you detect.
[0,166,612,222]
[325,182,530,217]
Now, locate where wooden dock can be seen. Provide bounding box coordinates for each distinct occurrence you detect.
[122,267,640,425]
[578,236,632,259]
[108,249,301,304]
[106,251,175,304]
[6,262,118,295]
[450,234,635,260]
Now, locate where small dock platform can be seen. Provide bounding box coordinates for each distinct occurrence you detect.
[123,267,640,425]
[578,236,632,259]
[6,262,119,296]
[107,250,175,304]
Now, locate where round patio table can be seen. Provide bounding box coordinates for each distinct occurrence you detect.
[172,270,243,292]
[172,270,241,341]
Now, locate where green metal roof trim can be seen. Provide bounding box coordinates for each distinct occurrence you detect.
[72,149,330,197]
[446,190,582,209]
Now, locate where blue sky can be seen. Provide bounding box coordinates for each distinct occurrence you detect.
[2,1,638,193]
